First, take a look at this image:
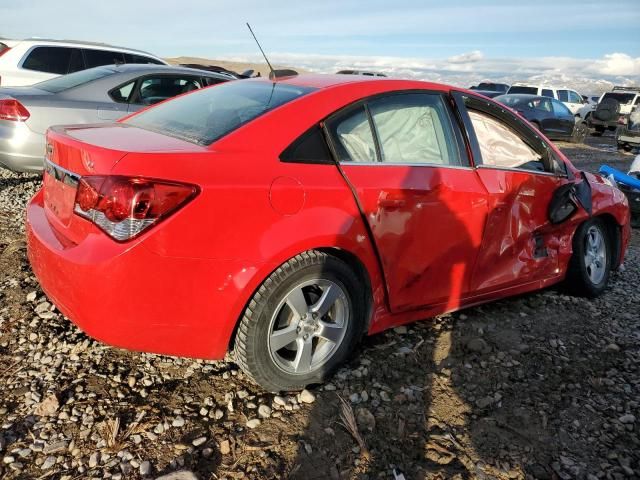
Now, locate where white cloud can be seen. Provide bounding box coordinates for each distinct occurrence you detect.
[448,50,484,64]
[591,53,640,76]
[223,51,640,94]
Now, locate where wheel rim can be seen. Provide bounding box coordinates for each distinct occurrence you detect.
[268,279,350,375]
[584,225,607,285]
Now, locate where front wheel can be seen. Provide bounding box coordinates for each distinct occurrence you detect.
[564,219,612,297]
[234,251,366,392]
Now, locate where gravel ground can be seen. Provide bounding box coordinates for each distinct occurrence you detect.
[0,135,638,480]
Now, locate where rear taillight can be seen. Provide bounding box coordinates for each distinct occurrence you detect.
[0,99,30,121]
[73,176,198,241]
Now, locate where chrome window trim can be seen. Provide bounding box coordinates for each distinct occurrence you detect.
[338,162,474,170]
[44,158,80,188]
[475,164,567,178]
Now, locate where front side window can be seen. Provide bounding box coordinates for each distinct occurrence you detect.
[557,90,569,102]
[126,81,315,145]
[367,94,461,166]
[568,91,583,103]
[468,110,543,172]
[551,99,572,116]
[22,46,81,74]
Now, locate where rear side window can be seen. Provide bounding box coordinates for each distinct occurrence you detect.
[22,46,82,74]
[126,81,316,145]
[84,49,124,68]
[368,94,460,166]
[123,53,164,65]
[327,106,377,162]
[280,126,332,163]
[327,93,462,166]
[508,86,537,95]
[557,90,569,102]
[541,89,554,98]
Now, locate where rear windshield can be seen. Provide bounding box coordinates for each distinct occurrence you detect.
[508,86,537,95]
[125,81,316,145]
[602,92,636,105]
[35,66,115,93]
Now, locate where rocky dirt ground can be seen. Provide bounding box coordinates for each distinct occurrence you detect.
[0,135,638,480]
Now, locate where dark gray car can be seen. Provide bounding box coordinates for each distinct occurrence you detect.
[0,64,232,172]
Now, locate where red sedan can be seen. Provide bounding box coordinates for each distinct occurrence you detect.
[26,75,630,392]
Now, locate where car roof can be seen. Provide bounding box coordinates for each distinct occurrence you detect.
[6,38,159,58]
[268,73,450,92]
[86,63,231,77]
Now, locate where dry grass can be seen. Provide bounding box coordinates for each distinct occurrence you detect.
[98,411,149,452]
[337,395,370,460]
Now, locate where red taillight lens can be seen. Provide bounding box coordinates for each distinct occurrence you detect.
[0,99,30,121]
[74,176,198,241]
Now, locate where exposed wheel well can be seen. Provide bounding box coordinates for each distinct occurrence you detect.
[317,247,374,330]
[596,213,622,269]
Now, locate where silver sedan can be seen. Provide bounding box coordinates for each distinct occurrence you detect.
[0,64,233,172]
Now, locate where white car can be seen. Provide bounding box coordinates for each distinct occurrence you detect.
[507,83,587,116]
[0,39,167,86]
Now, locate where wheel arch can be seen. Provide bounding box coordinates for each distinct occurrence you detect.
[596,213,623,269]
[226,244,380,354]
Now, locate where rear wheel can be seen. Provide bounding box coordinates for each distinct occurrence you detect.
[234,251,366,392]
[564,218,612,297]
[593,126,605,136]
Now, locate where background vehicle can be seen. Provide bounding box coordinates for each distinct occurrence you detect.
[0,38,167,86]
[495,93,588,142]
[469,82,509,96]
[336,70,387,77]
[0,64,230,172]
[591,86,640,135]
[616,107,640,151]
[27,75,629,392]
[507,83,587,115]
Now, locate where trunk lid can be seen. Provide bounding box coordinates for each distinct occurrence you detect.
[43,123,204,238]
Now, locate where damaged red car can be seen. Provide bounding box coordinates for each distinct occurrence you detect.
[26,75,630,392]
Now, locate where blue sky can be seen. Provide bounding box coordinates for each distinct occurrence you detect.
[1,0,639,90]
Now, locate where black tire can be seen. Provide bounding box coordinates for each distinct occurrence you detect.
[234,250,366,392]
[594,98,620,122]
[564,218,612,298]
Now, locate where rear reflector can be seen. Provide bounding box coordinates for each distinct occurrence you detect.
[74,176,198,241]
[0,99,30,121]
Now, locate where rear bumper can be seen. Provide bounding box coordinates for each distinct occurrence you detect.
[26,189,251,359]
[0,122,45,172]
[589,118,619,129]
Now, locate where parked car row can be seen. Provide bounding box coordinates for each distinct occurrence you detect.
[0,38,166,86]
